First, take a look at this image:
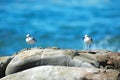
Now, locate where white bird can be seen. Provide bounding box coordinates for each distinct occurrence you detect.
[83,34,93,50]
[26,34,36,47]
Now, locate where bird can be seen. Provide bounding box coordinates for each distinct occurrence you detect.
[83,34,93,50]
[26,34,36,48]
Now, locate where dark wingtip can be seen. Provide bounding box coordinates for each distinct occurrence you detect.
[91,38,93,42]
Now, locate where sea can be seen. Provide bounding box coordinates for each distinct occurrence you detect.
[0,0,120,56]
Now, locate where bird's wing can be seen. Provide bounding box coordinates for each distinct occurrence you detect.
[91,38,93,42]
[32,37,36,41]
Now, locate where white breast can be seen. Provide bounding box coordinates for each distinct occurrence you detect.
[26,37,35,44]
[84,37,92,44]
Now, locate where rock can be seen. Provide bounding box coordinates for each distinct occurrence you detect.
[1,66,119,80]
[96,52,120,70]
[5,48,74,75]
[0,56,13,78]
[76,49,112,54]
[5,48,99,75]
[2,48,120,80]
[89,49,111,54]
[74,52,99,65]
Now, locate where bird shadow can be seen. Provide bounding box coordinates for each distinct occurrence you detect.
[88,51,96,54]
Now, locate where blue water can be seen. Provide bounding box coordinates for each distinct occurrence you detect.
[0,0,120,56]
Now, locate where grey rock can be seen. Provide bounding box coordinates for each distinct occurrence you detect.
[0,56,13,78]
[1,66,120,80]
[6,55,97,75]
[5,48,75,75]
[1,47,120,80]
[6,48,99,75]
[73,53,99,68]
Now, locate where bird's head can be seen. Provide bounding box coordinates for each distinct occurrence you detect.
[26,34,31,38]
[84,34,89,38]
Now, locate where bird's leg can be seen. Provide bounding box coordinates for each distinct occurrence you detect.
[30,45,31,49]
[86,44,90,53]
[33,44,34,47]
[84,44,86,50]
[88,45,90,50]
[87,44,89,50]
[85,44,87,50]
[29,45,32,49]
[89,44,92,51]
[26,45,30,50]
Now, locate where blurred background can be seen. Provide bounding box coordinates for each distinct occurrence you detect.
[0,0,120,56]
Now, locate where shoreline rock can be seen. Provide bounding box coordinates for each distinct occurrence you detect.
[0,47,120,80]
[1,66,120,80]
[0,56,13,78]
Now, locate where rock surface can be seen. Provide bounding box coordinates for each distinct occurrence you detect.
[1,66,120,80]
[0,47,120,80]
[5,48,99,75]
[0,56,13,78]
